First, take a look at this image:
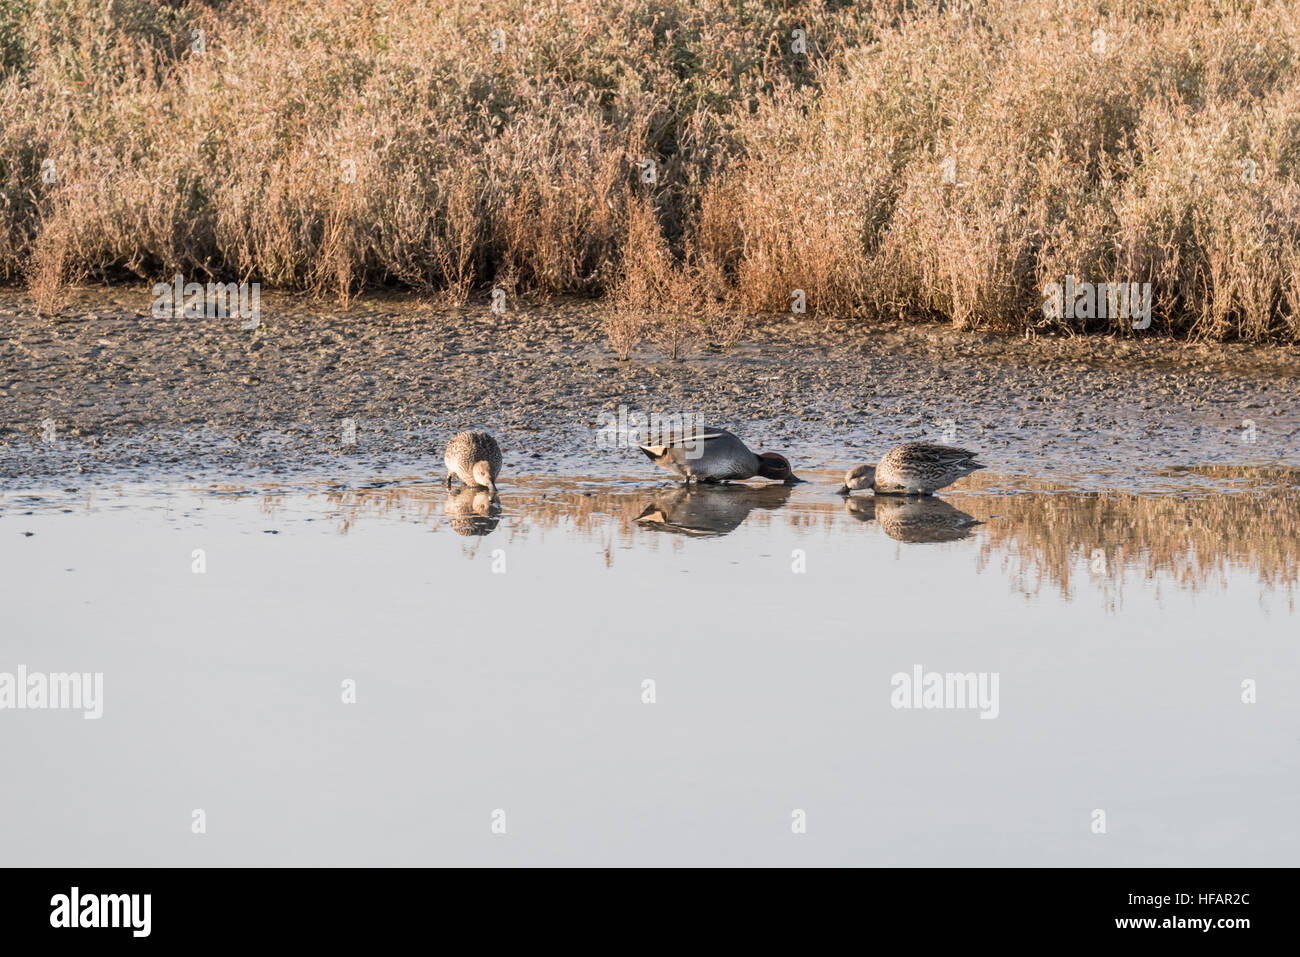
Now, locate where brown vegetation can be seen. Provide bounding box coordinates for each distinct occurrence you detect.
[4,0,1300,346]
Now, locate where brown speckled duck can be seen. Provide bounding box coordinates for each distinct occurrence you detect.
[444,430,502,494]
[838,443,984,495]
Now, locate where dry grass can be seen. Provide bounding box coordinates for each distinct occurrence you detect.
[24,213,74,316]
[4,0,1300,344]
[605,200,742,359]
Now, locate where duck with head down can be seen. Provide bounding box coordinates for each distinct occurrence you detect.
[638,425,804,485]
[444,430,502,496]
[838,443,984,496]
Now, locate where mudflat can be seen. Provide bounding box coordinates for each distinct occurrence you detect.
[2,287,1298,490]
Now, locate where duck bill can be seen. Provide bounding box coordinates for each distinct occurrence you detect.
[785,475,808,485]
[836,484,851,495]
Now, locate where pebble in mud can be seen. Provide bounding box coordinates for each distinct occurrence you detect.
[1,287,1298,491]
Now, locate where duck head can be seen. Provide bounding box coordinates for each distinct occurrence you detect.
[471,460,499,496]
[837,464,876,495]
[756,452,804,484]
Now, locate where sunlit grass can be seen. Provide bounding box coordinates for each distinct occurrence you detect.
[3,0,1299,344]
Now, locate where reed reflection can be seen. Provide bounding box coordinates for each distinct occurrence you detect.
[306,468,1300,605]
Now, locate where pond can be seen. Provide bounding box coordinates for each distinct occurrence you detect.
[1,467,1297,865]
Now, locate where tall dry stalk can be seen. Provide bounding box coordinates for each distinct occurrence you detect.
[25,213,75,316]
[435,166,482,306]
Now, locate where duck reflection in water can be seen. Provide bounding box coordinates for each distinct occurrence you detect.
[636,483,795,537]
[443,485,502,537]
[844,494,982,543]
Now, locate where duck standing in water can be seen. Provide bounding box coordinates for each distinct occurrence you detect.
[639,425,803,484]
[838,443,984,495]
[444,430,502,495]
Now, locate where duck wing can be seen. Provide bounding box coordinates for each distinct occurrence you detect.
[638,425,737,456]
[638,426,758,479]
[886,443,983,468]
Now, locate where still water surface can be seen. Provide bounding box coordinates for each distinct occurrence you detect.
[2,468,1297,865]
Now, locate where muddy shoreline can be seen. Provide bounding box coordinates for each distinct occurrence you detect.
[2,287,1298,492]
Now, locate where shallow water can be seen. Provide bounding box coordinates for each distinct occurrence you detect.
[2,468,1298,866]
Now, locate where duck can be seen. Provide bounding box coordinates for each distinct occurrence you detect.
[444,430,502,494]
[838,443,984,495]
[638,425,803,484]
